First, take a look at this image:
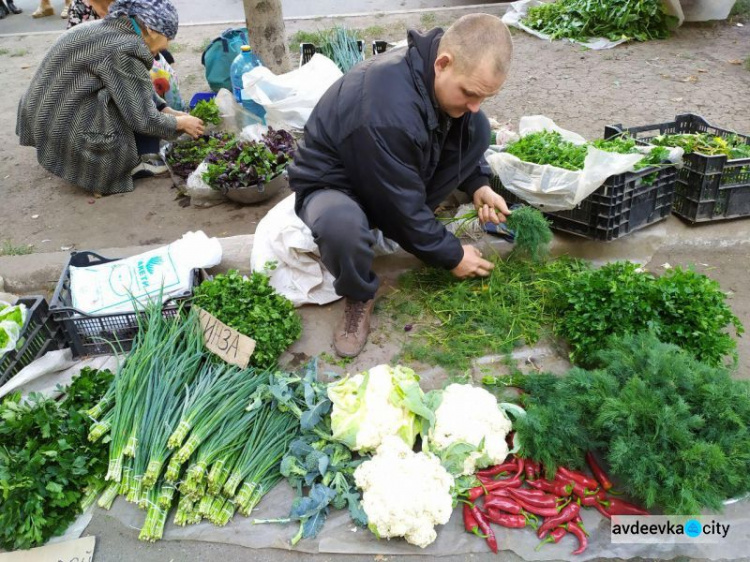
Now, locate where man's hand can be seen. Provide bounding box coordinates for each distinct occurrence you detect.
[176,115,205,139]
[473,185,510,224]
[450,245,495,279]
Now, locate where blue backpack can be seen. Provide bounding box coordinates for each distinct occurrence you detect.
[201,28,249,92]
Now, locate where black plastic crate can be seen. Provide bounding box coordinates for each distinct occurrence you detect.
[605,114,750,223]
[0,296,65,387]
[49,251,199,357]
[490,162,678,241]
[300,40,365,67]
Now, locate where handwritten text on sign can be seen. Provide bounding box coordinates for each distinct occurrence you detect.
[196,307,256,368]
[0,536,96,562]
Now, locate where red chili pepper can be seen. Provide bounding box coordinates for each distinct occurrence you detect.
[564,519,588,555]
[536,502,580,538]
[509,488,567,507]
[478,460,518,478]
[566,481,600,500]
[525,459,541,481]
[535,526,567,550]
[485,496,523,515]
[556,466,600,490]
[593,500,611,519]
[479,475,523,492]
[513,499,564,518]
[514,457,525,479]
[527,478,571,497]
[467,486,485,502]
[484,510,528,529]
[586,451,613,491]
[579,489,607,507]
[600,497,649,516]
[472,506,497,554]
[463,503,487,538]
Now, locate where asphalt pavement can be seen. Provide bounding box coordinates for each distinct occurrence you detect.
[0,0,502,35]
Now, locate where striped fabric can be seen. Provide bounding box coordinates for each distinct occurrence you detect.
[16,18,178,195]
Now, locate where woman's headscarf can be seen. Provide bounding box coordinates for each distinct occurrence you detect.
[106,0,179,40]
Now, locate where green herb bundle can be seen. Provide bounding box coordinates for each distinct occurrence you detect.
[0,367,113,550]
[193,270,302,369]
[506,206,552,262]
[165,132,235,178]
[319,26,363,73]
[486,332,750,514]
[523,0,676,43]
[649,132,750,160]
[385,256,588,371]
[504,131,670,172]
[190,98,222,125]
[554,261,744,367]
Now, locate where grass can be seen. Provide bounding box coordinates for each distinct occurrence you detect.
[10,49,29,58]
[194,37,212,53]
[730,0,750,21]
[0,48,9,56]
[745,55,750,71]
[0,240,34,256]
[382,256,588,373]
[420,12,437,28]
[168,42,185,53]
[319,352,354,368]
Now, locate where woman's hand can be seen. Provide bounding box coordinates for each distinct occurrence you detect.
[176,115,205,139]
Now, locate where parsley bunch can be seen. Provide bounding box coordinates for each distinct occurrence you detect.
[0,367,113,550]
[523,0,676,43]
[189,98,222,125]
[554,261,744,367]
[193,270,302,369]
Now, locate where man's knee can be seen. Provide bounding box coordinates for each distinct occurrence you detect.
[304,193,372,256]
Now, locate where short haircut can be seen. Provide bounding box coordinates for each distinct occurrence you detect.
[438,14,513,77]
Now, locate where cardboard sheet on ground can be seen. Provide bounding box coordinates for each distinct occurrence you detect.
[0,536,95,562]
[502,0,683,50]
[104,481,750,559]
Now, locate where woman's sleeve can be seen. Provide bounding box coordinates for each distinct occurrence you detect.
[99,49,178,139]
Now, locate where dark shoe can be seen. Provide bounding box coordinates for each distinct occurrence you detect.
[333,298,374,358]
[131,155,169,179]
[6,0,21,14]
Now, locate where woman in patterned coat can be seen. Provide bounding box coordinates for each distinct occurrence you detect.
[16,0,204,195]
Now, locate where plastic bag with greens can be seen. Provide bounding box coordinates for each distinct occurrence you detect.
[327,364,431,453]
[0,301,27,355]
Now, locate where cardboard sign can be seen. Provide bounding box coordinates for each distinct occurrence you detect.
[196,307,256,368]
[0,536,96,562]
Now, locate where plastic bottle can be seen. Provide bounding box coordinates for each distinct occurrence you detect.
[229,45,267,125]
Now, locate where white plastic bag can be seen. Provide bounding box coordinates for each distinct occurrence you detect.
[487,116,645,212]
[242,54,343,130]
[69,231,222,315]
[251,195,399,307]
[186,162,227,208]
[502,0,683,50]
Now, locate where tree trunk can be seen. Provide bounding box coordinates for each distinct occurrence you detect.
[242,0,291,74]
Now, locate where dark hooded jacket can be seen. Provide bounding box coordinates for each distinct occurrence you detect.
[288,28,491,270]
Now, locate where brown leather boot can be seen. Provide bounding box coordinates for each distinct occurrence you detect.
[333,298,375,358]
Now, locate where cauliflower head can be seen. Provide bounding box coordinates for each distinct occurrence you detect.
[354,436,454,548]
[427,383,513,476]
[327,364,424,452]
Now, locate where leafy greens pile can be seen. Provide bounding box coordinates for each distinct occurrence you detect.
[649,132,750,160]
[165,132,235,178]
[504,130,670,172]
[193,270,302,369]
[252,363,367,544]
[505,206,553,262]
[485,331,750,515]
[189,98,222,125]
[554,261,744,367]
[0,367,113,550]
[202,128,296,191]
[522,0,676,43]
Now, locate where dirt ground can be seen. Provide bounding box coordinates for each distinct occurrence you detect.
[1,7,748,252]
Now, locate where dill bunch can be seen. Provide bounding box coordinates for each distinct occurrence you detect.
[506,206,552,262]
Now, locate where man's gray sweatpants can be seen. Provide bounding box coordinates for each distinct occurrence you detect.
[298,113,491,301]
